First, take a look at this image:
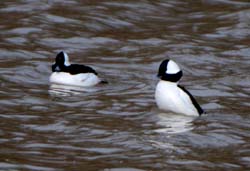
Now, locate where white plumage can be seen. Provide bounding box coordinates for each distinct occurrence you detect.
[155,59,204,116]
[155,81,200,116]
[49,72,101,87]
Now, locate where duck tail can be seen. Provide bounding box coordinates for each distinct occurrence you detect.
[100,80,108,84]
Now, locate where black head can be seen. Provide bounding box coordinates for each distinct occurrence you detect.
[157,59,183,82]
[52,51,70,72]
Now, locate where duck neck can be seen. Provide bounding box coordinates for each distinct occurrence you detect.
[159,70,182,83]
[160,80,179,85]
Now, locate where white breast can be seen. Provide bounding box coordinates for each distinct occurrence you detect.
[49,72,101,87]
[155,81,199,116]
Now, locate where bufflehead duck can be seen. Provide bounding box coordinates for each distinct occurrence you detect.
[155,59,204,116]
[49,51,106,87]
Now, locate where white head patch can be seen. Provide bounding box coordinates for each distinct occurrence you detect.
[166,60,181,74]
[63,52,70,66]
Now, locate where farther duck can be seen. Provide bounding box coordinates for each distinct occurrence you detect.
[50,51,106,87]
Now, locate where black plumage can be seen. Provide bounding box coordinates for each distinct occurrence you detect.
[178,85,204,115]
[52,51,97,75]
[64,64,97,75]
[157,59,183,82]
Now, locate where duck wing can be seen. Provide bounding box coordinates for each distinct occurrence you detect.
[177,85,204,115]
[67,64,98,75]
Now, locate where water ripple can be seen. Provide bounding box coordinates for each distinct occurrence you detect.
[1,0,250,170]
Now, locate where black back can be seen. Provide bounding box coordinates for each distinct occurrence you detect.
[178,85,204,115]
[65,64,98,75]
[52,51,98,75]
[157,59,182,82]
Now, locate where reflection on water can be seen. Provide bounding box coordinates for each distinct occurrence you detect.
[1,0,250,170]
[49,83,100,96]
[155,112,195,134]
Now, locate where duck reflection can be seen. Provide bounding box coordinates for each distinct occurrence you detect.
[49,83,98,96]
[155,112,196,134]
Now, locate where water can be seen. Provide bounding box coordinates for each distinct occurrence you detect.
[0,0,250,170]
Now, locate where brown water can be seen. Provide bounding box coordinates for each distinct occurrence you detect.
[1,0,250,171]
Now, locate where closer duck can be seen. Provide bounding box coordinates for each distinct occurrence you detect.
[49,51,105,87]
[155,59,204,116]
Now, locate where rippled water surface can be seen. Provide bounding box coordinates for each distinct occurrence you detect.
[1,0,250,170]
